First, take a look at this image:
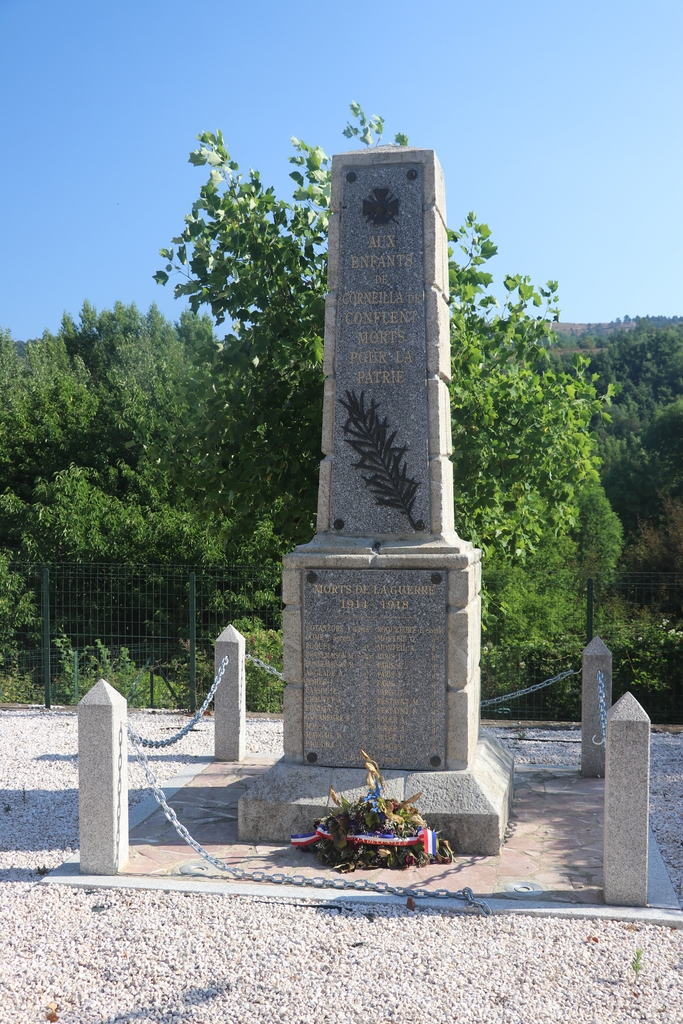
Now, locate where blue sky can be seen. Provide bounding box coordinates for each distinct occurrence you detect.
[1,0,681,340]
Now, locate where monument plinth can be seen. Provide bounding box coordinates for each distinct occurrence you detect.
[238,147,513,854]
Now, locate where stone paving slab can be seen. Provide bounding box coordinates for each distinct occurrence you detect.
[41,864,683,927]
[120,756,609,905]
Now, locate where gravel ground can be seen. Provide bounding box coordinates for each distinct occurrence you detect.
[1,709,682,1024]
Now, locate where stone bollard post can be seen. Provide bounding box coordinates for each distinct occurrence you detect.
[78,679,129,874]
[581,636,612,777]
[214,625,246,761]
[603,691,650,907]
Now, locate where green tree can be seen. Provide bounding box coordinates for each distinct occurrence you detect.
[448,214,610,557]
[611,397,683,570]
[626,496,683,572]
[549,320,683,540]
[642,398,683,500]
[154,131,331,551]
[574,480,624,574]
[0,304,228,563]
[156,107,610,560]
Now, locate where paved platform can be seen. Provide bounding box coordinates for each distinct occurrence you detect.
[116,757,620,905]
[44,754,682,925]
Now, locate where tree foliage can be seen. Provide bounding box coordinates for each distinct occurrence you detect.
[564,324,683,539]
[154,131,330,550]
[155,107,611,561]
[0,304,227,563]
[448,214,612,557]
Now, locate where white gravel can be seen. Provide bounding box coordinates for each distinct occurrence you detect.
[1,709,682,1023]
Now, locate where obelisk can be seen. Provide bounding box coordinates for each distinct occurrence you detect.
[239,147,513,854]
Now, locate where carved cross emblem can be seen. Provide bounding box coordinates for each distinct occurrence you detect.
[362,188,399,225]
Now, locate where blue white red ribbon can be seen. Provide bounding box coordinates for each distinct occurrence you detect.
[290,831,322,848]
[423,827,438,857]
[291,826,439,853]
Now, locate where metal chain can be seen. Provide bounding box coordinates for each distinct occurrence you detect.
[127,730,491,915]
[592,669,607,746]
[246,653,577,716]
[245,653,285,679]
[127,656,229,748]
[480,669,578,708]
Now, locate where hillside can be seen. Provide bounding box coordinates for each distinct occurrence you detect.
[551,316,683,347]
[551,320,637,339]
[550,319,683,567]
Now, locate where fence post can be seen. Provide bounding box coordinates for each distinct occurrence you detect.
[42,567,51,709]
[214,625,246,762]
[603,691,650,906]
[189,571,197,714]
[586,577,594,646]
[73,650,79,702]
[581,636,612,777]
[78,679,129,874]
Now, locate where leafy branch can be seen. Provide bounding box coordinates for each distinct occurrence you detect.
[339,390,422,529]
[342,101,408,148]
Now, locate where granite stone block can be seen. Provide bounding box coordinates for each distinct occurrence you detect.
[239,737,513,854]
[421,153,447,224]
[283,684,304,763]
[285,545,476,571]
[327,211,341,291]
[78,679,129,874]
[238,760,332,842]
[214,625,246,762]
[372,548,474,569]
[323,294,338,376]
[329,157,431,537]
[426,344,451,384]
[316,457,332,533]
[446,671,480,769]
[447,597,481,689]
[427,376,452,456]
[282,606,303,684]
[407,734,513,853]
[321,377,336,456]
[423,206,448,293]
[429,457,455,534]
[582,635,612,778]
[425,287,451,381]
[603,691,650,906]
[281,569,301,608]
[447,562,481,609]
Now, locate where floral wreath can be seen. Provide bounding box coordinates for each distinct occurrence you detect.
[291,751,454,872]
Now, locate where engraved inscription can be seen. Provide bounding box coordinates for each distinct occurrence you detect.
[331,162,429,534]
[303,570,446,770]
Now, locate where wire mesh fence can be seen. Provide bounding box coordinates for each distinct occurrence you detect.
[1,562,682,723]
[0,563,281,709]
[480,570,683,724]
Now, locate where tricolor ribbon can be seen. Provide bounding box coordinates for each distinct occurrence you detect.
[290,831,321,848]
[291,825,439,853]
[423,827,438,857]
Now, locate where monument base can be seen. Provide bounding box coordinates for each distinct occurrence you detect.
[238,732,514,857]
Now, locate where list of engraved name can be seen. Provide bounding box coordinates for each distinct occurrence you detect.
[303,570,446,770]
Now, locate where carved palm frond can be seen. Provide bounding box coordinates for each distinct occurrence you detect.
[339,390,422,530]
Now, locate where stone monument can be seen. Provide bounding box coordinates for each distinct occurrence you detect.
[238,146,513,854]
